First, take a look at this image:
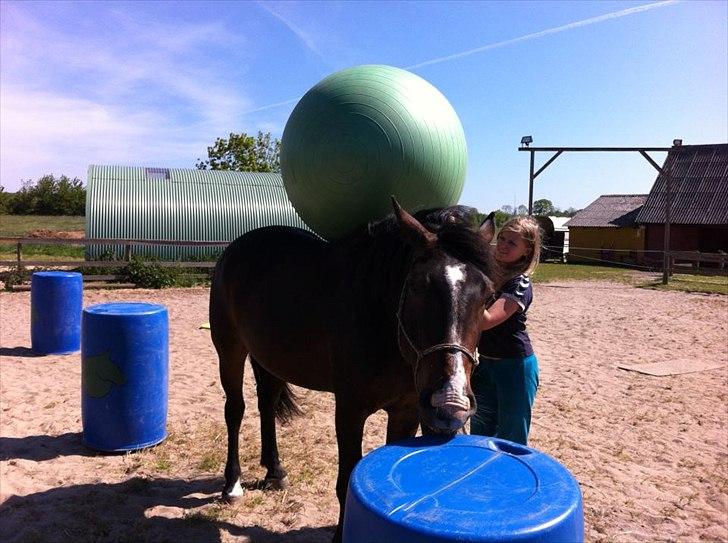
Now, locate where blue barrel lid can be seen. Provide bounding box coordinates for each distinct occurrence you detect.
[32,271,82,278]
[348,435,583,542]
[84,302,167,316]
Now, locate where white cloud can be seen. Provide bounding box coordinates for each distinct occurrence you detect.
[0,5,259,189]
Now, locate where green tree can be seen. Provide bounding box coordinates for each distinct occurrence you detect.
[493,210,510,228]
[0,185,12,214]
[532,199,556,216]
[8,175,85,215]
[196,131,281,172]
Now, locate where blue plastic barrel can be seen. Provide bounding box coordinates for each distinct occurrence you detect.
[81,302,169,452]
[31,271,83,354]
[344,435,583,543]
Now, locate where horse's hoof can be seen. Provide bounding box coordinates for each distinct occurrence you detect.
[221,491,243,504]
[263,475,289,490]
[221,493,242,504]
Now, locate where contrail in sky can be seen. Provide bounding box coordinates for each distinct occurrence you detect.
[242,97,301,114]
[406,0,679,69]
[257,1,330,66]
[245,0,679,115]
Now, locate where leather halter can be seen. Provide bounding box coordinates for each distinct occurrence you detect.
[396,275,479,373]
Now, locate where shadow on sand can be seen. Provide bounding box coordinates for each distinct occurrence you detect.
[0,433,98,462]
[0,346,47,358]
[0,476,335,543]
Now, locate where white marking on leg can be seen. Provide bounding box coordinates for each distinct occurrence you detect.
[228,479,244,497]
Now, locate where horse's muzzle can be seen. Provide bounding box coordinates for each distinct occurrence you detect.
[419,390,474,434]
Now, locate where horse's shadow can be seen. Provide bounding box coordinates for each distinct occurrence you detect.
[0,476,336,543]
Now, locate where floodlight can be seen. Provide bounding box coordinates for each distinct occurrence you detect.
[520,136,533,147]
[672,139,682,147]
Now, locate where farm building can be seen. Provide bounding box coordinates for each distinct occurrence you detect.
[85,165,310,260]
[565,195,648,265]
[635,143,728,257]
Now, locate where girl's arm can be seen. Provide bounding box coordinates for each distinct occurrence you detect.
[481,296,520,331]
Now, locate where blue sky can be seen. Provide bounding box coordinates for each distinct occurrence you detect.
[1,0,726,212]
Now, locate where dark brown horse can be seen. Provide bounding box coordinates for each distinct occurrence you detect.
[209,199,496,541]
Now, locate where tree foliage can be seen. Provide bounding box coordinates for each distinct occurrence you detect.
[498,200,578,219]
[493,210,510,228]
[196,131,281,172]
[0,185,11,214]
[533,198,556,216]
[5,175,86,215]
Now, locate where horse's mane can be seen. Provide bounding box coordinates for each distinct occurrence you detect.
[335,205,494,300]
[344,205,492,271]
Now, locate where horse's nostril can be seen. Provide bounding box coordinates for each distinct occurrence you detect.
[430,391,470,411]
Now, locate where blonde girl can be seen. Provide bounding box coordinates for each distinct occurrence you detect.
[472,216,542,445]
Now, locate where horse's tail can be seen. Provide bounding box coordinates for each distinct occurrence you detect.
[277,383,302,424]
[250,358,302,424]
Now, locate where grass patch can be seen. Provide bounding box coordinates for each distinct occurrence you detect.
[0,244,84,259]
[534,263,647,285]
[0,214,85,259]
[640,273,728,295]
[0,214,85,237]
[534,263,727,295]
[197,451,225,472]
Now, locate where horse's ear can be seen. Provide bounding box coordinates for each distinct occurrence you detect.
[391,196,436,249]
[479,212,496,245]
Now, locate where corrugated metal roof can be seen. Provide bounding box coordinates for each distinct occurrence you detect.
[564,195,647,228]
[86,165,311,260]
[635,144,728,225]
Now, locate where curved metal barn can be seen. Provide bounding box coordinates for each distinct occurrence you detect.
[85,165,310,260]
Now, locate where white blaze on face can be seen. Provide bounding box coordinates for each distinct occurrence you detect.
[445,264,466,337]
[429,264,471,411]
[445,264,466,290]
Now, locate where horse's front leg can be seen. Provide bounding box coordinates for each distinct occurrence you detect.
[332,394,368,543]
[385,394,420,443]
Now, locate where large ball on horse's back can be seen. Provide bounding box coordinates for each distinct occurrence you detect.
[281,64,468,240]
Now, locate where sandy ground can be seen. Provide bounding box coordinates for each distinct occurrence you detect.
[1,282,726,542]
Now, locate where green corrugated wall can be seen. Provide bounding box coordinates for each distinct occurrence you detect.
[85,165,310,260]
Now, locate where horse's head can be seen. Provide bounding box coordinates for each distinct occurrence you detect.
[393,198,496,435]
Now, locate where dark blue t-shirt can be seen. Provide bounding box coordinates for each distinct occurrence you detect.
[478,274,534,359]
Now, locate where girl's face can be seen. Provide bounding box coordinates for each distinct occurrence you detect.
[495,229,530,265]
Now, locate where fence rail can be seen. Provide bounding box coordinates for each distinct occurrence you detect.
[0,237,229,272]
[669,250,727,270]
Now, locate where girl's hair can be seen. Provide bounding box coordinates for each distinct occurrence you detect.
[498,216,542,277]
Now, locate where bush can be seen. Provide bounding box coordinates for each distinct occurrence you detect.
[0,267,29,290]
[123,257,178,289]
[7,175,86,215]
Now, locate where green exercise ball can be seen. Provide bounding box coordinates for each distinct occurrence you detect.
[281,64,467,240]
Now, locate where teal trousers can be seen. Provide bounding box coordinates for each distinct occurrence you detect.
[470,353,539,445]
